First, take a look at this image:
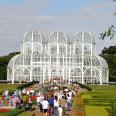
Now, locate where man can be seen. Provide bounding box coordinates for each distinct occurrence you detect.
[48,95,54,108]
[41,97,49,115]
[48,95,54,114]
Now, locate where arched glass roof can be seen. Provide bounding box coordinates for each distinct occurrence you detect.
[84,31,91,43]
[84,55,100,66]
[49,31,67,43]
[97,56,108,68]
[14,54,31,65]
[8,54,31,66]
[83,55,108,67]
[74,31,95,44]
[8,54,108,68]
[23,31,42,43]
[74,32,83,42]
[8,55,19,67]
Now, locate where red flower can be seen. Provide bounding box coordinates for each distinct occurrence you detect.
[0,108,10,113]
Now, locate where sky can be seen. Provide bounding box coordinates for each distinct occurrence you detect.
[0,0,116,56]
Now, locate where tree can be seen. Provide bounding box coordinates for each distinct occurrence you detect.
[100,46,116,81]
[0,52,20,80]
[100,0,116,40]
[102,46,116,54]
[100,25,116,40]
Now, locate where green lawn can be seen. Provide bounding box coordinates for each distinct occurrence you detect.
[89,85,116,92]
[0,83,21,94]
[85,106,110,116]
[81,85,116,116]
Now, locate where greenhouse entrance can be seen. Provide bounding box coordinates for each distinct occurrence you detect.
[70,68,82,83]
[50,76,63,83]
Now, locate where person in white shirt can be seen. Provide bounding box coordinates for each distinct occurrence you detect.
[41,98,49,114]
[5,90,8,96]
[58,105,63,116]
[54,96,59,116]
[22,89,26,94]
[26,89,30,95]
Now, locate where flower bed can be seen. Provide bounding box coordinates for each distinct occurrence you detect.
[0,109,23,116]
[30,96,39,101]
[0,108,10,113]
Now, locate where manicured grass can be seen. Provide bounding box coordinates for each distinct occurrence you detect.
[82,85,116,116]
[81,94,92,99]
[0,83,21,95]
[89,85,116,92]
[85,106,110,116]
[0,84,20,91]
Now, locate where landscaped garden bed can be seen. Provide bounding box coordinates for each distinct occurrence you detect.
[0,109,23,116]
[81,85,116,116]
[0,108,10,113]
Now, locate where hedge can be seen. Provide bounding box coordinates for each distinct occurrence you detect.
[73,82,92,91]
[17,81,39,90]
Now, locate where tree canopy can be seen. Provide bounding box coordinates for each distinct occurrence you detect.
[100,0,116,40]
[100,46,116,81]
[0,52,20,80]
[102,46,116,54]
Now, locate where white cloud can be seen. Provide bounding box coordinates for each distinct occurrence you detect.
[0,0,115,55]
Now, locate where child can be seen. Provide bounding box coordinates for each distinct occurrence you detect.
[58,105,63,116]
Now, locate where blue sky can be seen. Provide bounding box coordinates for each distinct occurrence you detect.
[0,0,24,5]
[0,0,115,55]
[41,0,103,15]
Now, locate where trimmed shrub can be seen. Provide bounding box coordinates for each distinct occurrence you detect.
[17,81,39,90]
[73,82,92,91]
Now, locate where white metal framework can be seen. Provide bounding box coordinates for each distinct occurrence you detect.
[7,31,109,84]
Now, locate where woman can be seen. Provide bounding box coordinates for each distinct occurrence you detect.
[54,96,59,116]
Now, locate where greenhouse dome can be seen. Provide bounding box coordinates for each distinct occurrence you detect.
[7,31,109,84]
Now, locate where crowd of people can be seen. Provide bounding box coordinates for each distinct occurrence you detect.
[54,89,76,116]
[0,88,35,111]
[0,83,80,116]
[36,87,77,116]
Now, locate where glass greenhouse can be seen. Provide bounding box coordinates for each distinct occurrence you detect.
[7,31,109,84]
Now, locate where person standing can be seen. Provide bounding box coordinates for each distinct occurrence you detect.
[48,95,54,114]
[41,97,49,116]
[58,105,63,116]
[66,94,71,111]
[59,96,66,115]
[54,96,59,116]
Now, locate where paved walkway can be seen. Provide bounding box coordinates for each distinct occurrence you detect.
[27,83,85,116]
